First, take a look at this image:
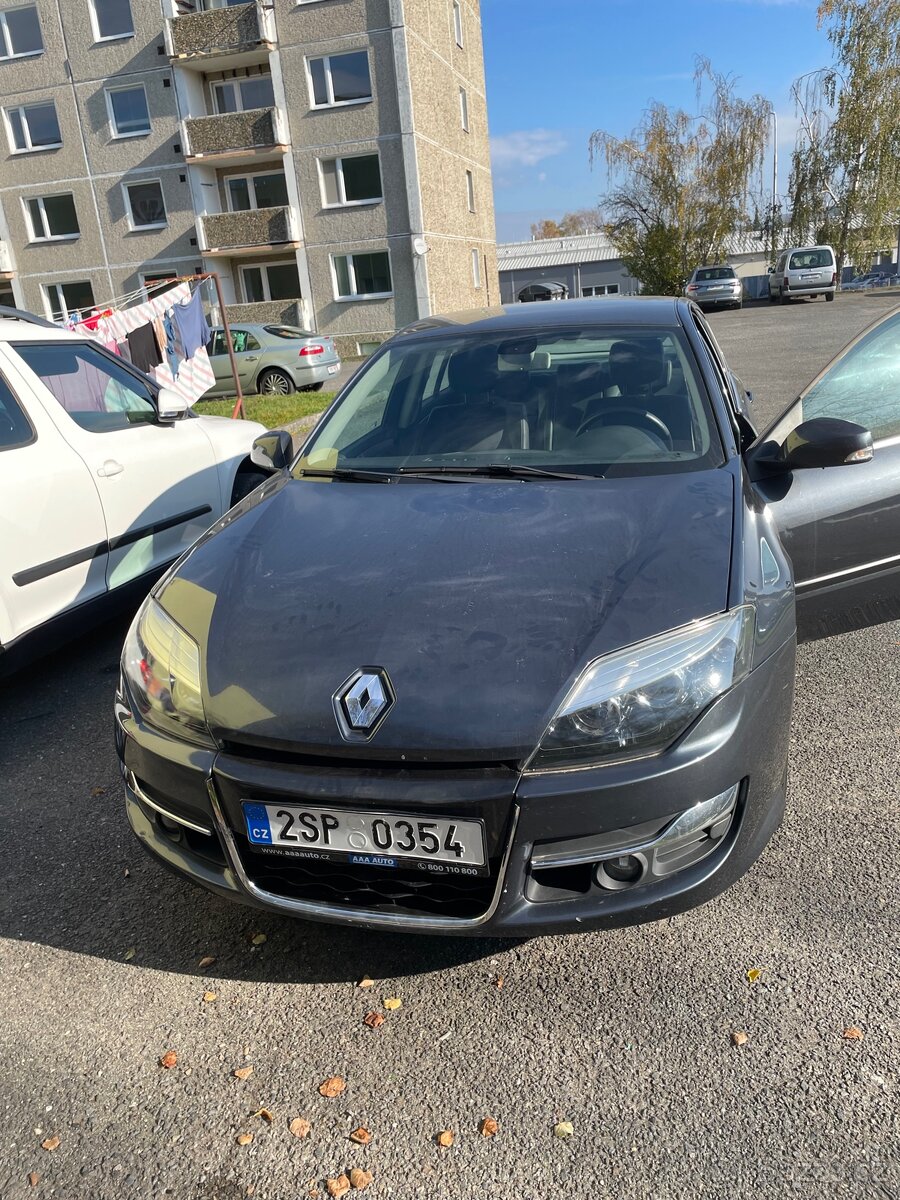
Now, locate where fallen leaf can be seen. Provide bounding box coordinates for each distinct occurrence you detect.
[251,932,267,946]
[746,968,763,984]
[308,1188,320,1199]
[124,947,136,961]
[123,868,130,877]
[349,1168,373,1191]
[319,1076,346,1098]
[159,1051,178,1070]
[198,955,217,969]
[436,1130,454,1148]
[203,991,217,1003]
[363,1012,385,1029]
[383,997,402,1011]
[28,1172,40,1187]
[252,1108,275,1123]
[289,1117,312,1139]
[40,1137,60,1152]
[494,975,504,990]
[236,1132,253,1146]
[731,1031,748,1047]
[349,1127,372,1145]
[326,1175,351,1199]
[358,977,375,989]
[480,1117,498,1138]
[234,1065,254,1081]
[553,1121,574,1139]
[843,1026,864,1041]
[91,786,106,797]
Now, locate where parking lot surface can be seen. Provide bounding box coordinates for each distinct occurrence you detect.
[1,295,898,1200]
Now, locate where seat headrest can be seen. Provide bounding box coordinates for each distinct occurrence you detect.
[447,344,501,391]
[608,339,668,392]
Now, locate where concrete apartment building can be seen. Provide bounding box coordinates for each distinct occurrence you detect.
[0,0,497,355]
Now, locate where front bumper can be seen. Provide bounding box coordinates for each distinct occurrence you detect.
[115,636,795,936]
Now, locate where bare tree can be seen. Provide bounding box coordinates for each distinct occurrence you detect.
[589,59,771,294]
[788,0,900,274]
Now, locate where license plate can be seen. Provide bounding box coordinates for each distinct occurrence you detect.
[327,364,340,375]
[242,802,488,874]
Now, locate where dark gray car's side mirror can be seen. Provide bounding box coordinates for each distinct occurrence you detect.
[251,429,294,472]
[780,418,873,469]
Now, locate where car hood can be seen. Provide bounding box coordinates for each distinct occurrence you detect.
[159,470,735,761]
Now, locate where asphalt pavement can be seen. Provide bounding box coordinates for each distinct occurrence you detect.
[1,294,898,1200]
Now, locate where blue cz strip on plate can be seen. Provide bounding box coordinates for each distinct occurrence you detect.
[244,803,273,844]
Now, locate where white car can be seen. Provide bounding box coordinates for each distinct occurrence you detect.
[0,307,267,673]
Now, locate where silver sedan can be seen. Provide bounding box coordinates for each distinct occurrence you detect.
[684,265,743,310]
[204,323,341,397]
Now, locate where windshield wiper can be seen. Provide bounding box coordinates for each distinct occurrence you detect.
[297,467,396,484]
[397,463,599,480]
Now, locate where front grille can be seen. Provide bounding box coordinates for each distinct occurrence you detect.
[237,842,499,919]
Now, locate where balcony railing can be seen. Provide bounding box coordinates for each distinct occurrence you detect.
[200,206,297,253]
[223,299,313,330]
[167,0,274,67]
[184,107,288,161]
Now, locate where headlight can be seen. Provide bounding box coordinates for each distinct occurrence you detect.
[528,608,754,771]
[122,598,212,745]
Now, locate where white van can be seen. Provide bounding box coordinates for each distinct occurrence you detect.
[768,246,837,303]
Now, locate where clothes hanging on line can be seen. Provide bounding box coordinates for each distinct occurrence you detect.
[104,281,193,342]
[152,347,215,406]
[172,289,210,360]
[126,322,163,374]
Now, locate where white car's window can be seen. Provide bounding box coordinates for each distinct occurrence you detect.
[12,342,157,433]
[789,249,833,270]
[300,327,723,478]
[789,310,900,443]
[0,372,34,449]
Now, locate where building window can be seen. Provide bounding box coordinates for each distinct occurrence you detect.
[4,102,61,152]
[582,284,619,297]
[25,193,80,241]
[308,51,371,108]
[319,153,382,207]
[89,0,133,41]
[106,84,150,137]
[471,248,481,289]
[43,279,96,322]
[123,179,167,229]
[452,0,463,46]
[212,75,275,114]
[241,261,301,303]
[140,269,180,297]
[332,251,392,300]
[459,87,469,132]
[225,171,288,212]
[0,5,42,59]
[466,169,475,212]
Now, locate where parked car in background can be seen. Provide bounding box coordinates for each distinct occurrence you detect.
[0,306,266,675]
[684,265,743,310]
[204,324,341,398]
[768,245,837,303]
[116,296,900,937]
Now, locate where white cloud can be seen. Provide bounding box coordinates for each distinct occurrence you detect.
[538,171,547,183]
[490,129,567,170]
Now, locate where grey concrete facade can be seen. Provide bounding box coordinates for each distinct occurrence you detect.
[0,0,497,357]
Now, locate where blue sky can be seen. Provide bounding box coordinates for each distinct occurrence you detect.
[482,0,833,242]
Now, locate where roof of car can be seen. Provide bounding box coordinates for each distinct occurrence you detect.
[0,317,82,343]
[398,296,682,337]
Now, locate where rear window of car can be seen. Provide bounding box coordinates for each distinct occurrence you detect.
[695,267,735,281]
[264,325,314,339]
[299,326,725,479]
[789,249,833,270]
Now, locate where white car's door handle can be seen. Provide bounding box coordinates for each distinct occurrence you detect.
[97,459,124,478]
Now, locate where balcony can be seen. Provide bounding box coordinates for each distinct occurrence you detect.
[167,1,274,71]
[199,206,298,255]
[0,240,14,278]
[184,107,288,167]
[223,299,313,330]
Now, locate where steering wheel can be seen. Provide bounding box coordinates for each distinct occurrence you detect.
[576,407,673,450]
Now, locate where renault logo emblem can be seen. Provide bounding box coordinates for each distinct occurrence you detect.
[334,668,395,741]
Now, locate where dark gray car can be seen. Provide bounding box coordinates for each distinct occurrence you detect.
[115,298,900,936]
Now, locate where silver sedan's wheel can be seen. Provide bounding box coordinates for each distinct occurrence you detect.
[258,369,293,396]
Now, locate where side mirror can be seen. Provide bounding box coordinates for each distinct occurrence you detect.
[767,266,774,274]
[157,386,187,423]
[251,429,293,472]
[781,418,873,469]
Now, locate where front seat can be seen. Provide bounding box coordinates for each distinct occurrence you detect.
[420,345,526,453]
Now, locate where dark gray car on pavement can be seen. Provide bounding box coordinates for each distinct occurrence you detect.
[115,298,900,936]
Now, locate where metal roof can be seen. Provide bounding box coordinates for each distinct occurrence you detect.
[498,230,770,272]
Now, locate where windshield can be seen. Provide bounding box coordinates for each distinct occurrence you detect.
[789,249,833,269]
[298,327,724,478]
[696,267,734,282]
